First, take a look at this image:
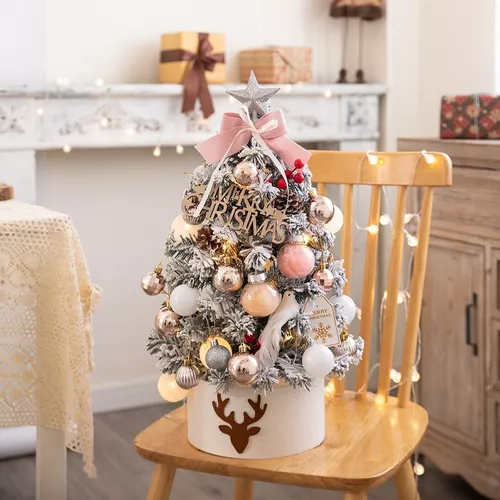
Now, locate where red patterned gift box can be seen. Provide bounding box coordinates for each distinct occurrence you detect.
[440,94,500,139]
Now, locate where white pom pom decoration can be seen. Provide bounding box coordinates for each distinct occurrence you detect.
[170,284,200,316]
[302,344,335,378]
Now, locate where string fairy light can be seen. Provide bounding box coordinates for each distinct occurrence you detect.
[176,144,185,155]
[62,144,72,153]
[323,89,333,98]
[36,107,44,116]
[283,84,292,93]
[153,146,161,157]
[94,77,104,87]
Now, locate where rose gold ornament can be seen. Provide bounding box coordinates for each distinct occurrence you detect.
[313,266,335,292]
[141,266,165,296]
[213,265,243,293]
[175,365,200,390]
[154,307,179,337]
[228,347,259,385]
[234,160,259,186]
[240,272,281,317]
[277,241,315,279]
[309,195,335,224]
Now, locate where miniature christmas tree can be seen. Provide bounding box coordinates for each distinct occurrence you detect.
[141,72,364,401]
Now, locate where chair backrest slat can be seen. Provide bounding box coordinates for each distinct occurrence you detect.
[354,185,381,398]
[335,184,354,396]
[377,186,408,401]
[397,187,434,407]
[307,151,451,404]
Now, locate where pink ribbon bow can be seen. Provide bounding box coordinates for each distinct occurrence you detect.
[196,109,311,167]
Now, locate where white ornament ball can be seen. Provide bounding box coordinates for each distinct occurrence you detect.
[326,205,344,235]
[157,373,188,402]
[171,214,204,242]
[170,284,200,316]
[302,344,335,378]
[331,294,357,324]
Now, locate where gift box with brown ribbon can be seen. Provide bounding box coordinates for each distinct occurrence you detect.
[160,32,226,118]
[239,47,312,84]
[440,94,500,139]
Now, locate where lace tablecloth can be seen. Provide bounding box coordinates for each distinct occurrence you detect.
[0,201,100,475]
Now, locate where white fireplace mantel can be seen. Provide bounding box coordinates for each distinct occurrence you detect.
[0,83,387,152]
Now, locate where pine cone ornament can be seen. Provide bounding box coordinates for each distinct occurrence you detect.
[195,226,222,252]
[274,191,304,214]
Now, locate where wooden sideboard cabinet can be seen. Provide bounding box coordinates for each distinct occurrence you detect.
[398,138,500,499]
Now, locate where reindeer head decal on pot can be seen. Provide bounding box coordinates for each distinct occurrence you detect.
[212,393,268,454]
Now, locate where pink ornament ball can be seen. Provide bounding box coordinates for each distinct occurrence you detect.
[277,243,316,279]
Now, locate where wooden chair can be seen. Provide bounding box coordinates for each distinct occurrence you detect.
[135,150,452,500]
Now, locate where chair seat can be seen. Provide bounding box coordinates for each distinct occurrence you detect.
[135,391,428,491]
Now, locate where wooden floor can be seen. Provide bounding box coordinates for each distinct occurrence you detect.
[0,404,486,500]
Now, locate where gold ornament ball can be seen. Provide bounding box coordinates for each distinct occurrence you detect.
[234,160,259,186]
[175,365,200,390]
[213,265,243,293]
[154,307,179,337]
[200,336,232,368]
[157,373,188,402]
[332,335,357,356]
[240,273,281,318]
[228,352,259,385]
[171,214,204,242]
[313,268,335,291]
[141,271,165,296]
[309,196,335,224]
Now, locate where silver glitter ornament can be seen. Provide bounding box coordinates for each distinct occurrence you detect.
[226,70,280,119]
[154,307,179,337]
[141,267,165,296]
[331,335,357,357]
[213,265,243,293]
[205,340,232,371]
[175,365,200,390]
[309,196,335,224]
[228,351,259,385]
[313,267,335,292]
[234,160,259,186]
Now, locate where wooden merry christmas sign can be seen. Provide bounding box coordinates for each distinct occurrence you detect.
[182,183,289,243]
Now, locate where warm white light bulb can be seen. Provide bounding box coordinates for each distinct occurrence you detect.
[422,151,436,164]
[356,308,362,320]
[57,77,70,86]
[404,213,413,224]
[36,107,44,116]
[283,84,292,93]
[153,146,161,157]
[176,144,184,155]
[323,89,333,98]
[374,394,386,406]
[367,224,379,235]
[367,153,379,165]
[407,234,418,247]
[95,77,104,87]
[397,291,405,304]
[324,380,336,396]
[413,462,425,476]
[379,213,390,226]
[412,369,421,382]
[100,117,109,128]
[62,144,72,153]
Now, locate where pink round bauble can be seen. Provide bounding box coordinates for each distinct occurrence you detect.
[277,243,316,279]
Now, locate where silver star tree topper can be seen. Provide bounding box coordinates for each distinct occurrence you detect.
[227,71,280,121]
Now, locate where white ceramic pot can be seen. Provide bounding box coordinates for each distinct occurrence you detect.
[187,379,325,459]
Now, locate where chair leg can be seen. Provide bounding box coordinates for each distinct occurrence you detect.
[394,459,420,500]
[147,464,176,500]
[344,493,367,499]
[234,478,254,500]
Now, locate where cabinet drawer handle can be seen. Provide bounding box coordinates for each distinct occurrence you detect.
[465,292,478,356]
